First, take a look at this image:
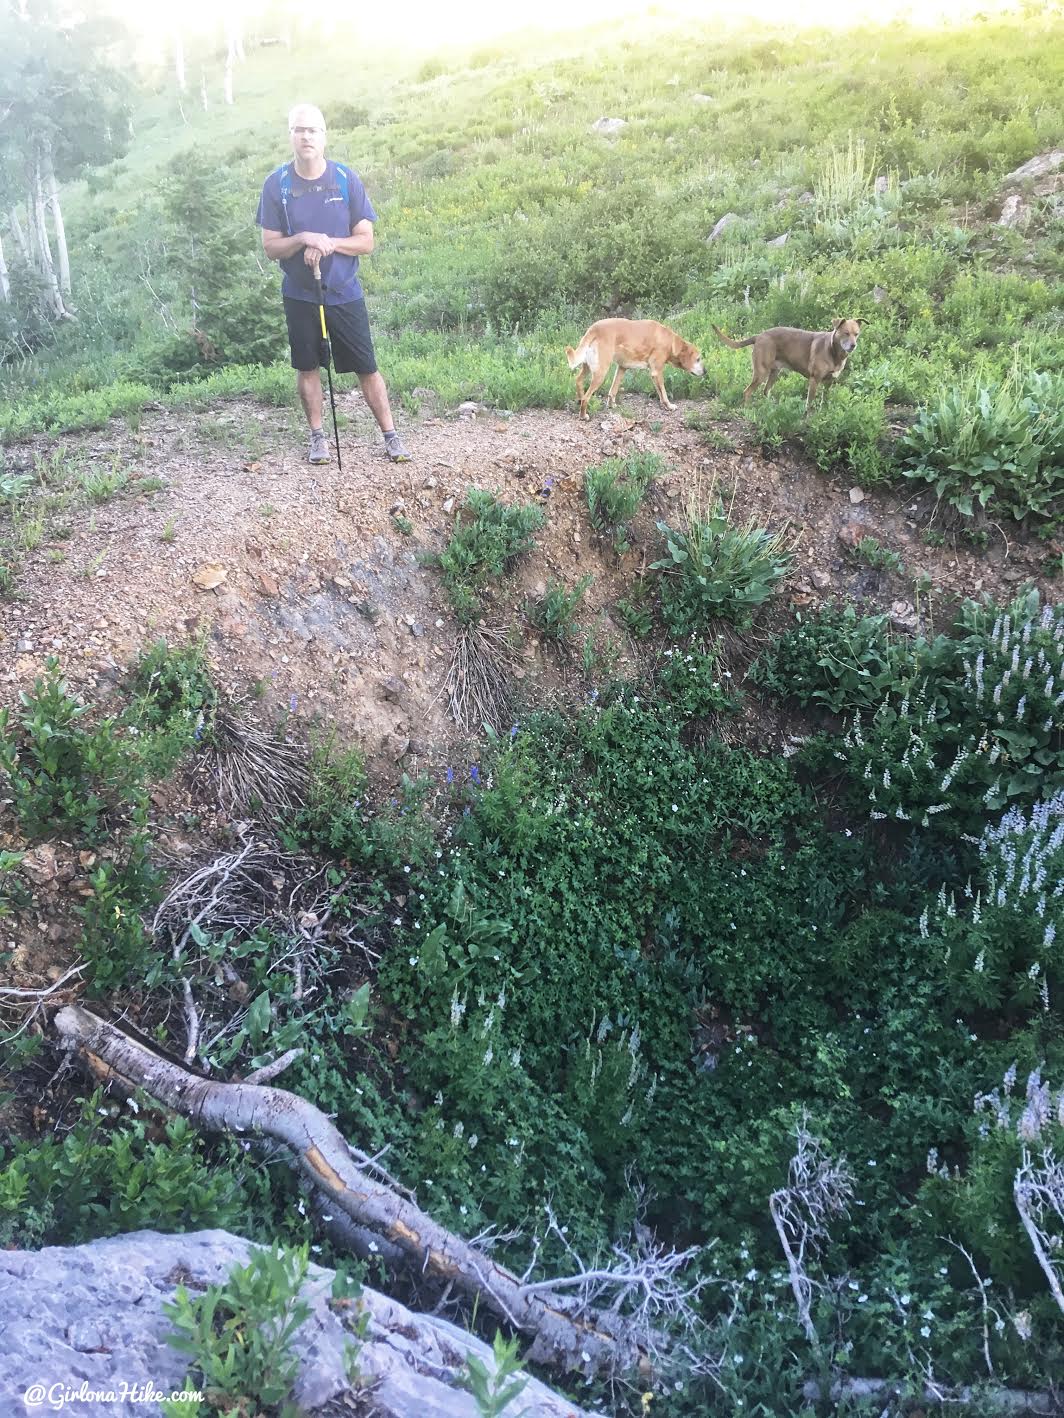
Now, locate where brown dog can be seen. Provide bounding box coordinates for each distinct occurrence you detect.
[712,319,862,411]
[566,318,704,421]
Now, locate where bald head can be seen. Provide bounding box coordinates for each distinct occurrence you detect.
[288,103,327,173]
[288,103,326,132]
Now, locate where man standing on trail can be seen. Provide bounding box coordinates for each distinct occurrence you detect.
[256,102,410,465]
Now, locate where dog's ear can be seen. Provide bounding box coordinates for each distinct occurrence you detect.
[831,317,843,329]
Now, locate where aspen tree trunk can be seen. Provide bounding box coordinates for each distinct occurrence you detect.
[174,29,186,90]
[29,159,67,318]
[8,208,29,265]
[42,147,70,297]
[0,231,9,302]
[54,1003,632,1376]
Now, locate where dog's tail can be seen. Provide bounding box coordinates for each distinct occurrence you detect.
[566,343,592,371]
[712,324,756,350]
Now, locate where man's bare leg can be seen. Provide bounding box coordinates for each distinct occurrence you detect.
[357,371,395,432]
[297,369,324,429]
[297,369,331,463]
[358,370,409,461]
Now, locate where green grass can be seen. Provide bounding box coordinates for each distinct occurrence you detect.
[3,10,1062,522]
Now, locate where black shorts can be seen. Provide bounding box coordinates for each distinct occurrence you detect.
[283,295,378,376]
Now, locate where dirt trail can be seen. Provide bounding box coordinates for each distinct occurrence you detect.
[1,389,1056,782]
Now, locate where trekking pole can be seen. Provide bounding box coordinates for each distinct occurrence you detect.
[313,264,343,471]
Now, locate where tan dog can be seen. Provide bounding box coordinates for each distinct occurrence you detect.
[566,318,704,421]
[712,319,862,411]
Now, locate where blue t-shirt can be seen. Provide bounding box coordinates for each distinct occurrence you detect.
[255,160,377,305]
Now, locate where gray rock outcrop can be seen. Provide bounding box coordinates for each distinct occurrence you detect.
[0,1230,601,1417]
[1004,150,1064,184]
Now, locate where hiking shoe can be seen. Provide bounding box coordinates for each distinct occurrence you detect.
[384,431,411,463]
[308,428,330,464]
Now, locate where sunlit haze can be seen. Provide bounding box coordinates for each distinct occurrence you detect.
[103,0,1035,64]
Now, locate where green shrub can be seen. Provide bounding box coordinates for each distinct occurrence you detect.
[656,644,739,719]
[164,1244,317,1417]
[80,460,129,502]
[853,535,905,573]
[750,602,904,714]
[0,1097,265,1249]
[526,575,591,642]
[584,451,661,551]
[0,848,27,920]
[614,581,654,638]
[0,556,17,599]
[329,101,370,128]
[802,388,891,486]
[436,489,544,622]
[160,153,285,371]
[458,1332,529,1417]
[76,808,164,989]
[829,589,1064,833]
[0,658,145,840]
[900,367,1064,527]
[125,636,218,775]
[651,504,793,636]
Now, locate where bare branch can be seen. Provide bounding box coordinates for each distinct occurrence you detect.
[55,1004,690,1377]
[243,1047,305,1085]
[0,963,85,998]
[1014,1147,1064,1318]
[769,1118,854,1351]
[944,1236,1000,1377]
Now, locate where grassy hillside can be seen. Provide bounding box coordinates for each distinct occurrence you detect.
[3,15,1064,1415]
[3,11,1062,525]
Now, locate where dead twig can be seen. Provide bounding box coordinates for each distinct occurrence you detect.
[445,623,518,734]
[769,1117,854,1352]
[202,704,308,817]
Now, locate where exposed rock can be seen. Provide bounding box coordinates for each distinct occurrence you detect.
[766,232,789,247]
[1004,150,1064,184]
[589,116,626,135]
[691,93,714,103]
[190,562,228,591]
[848,487,865,505]
[890,600,920,635]
[811,568,832,590]
[707,212,739,242]
[998,194,1029,228]
[384,733,411,761]
[874,175,889,195]
[873,285,889,304]
[0,1231,599,1417]
[256,572,280,597]
[797,190,814,205]
[20,843,57,885]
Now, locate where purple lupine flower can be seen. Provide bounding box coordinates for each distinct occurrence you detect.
[446,766,454,784]
[509,724,519,739]
[289,694,298,713]
[470,764,481,785]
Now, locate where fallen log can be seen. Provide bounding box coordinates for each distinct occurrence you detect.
[53,1005,647,1376]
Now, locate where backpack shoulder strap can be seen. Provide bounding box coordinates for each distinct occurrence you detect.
[333,162,350,205]
[274,162,294,234]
